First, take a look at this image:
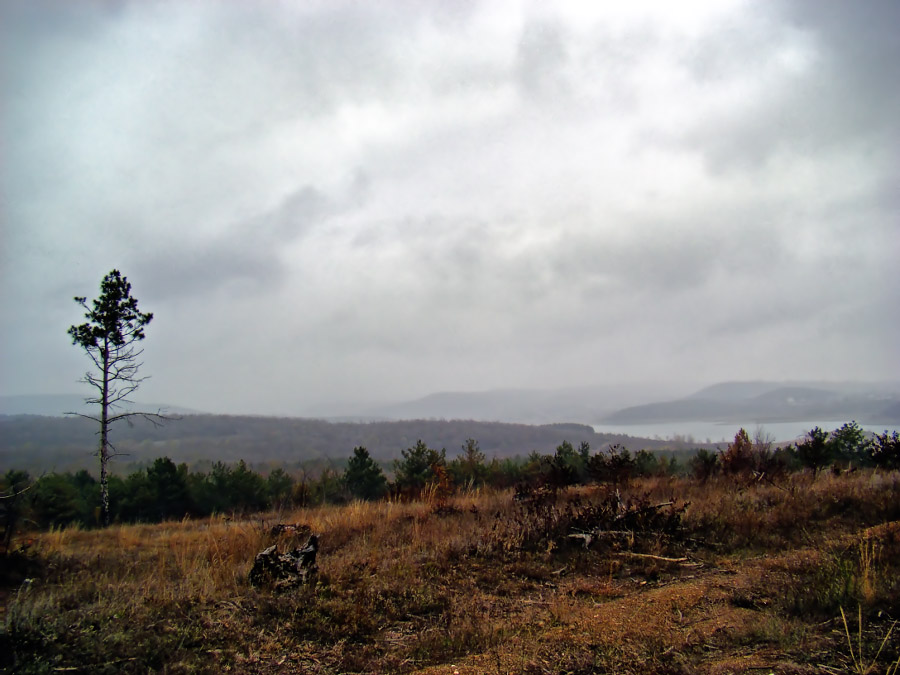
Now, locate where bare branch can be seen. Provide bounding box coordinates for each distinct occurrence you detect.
[106,439,128,459]
[106,410,174,425]
[0,481,35,501]
[64,411,103,423]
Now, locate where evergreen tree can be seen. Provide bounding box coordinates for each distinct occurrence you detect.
[690,448,720,482]
[549,440,584,485]
[343,446,387,500]
[267,468,295,508]
[30,474,86,527]
[634,449,659,477]
[828,421,871,466]
[146,457,192,520]
[189,461,267,515]
[67,270,159,525]
[869,430,900,469]
[1,470,33,551]
[227,460,270,513]
[394,440,445,495]
[118,470,155,522]
[794,426,831,472]
[449,438,487,487]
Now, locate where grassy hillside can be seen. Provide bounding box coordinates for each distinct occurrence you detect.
[3,470,899,673]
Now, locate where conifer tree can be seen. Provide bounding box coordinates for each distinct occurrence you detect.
[68,270,161,525]
[343,446,387,500]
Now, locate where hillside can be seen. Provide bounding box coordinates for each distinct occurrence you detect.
[359,383,689,424]
[5,472,900,673]
[0,394,204,417]
[0,414,683,474]
[602,381,900,425]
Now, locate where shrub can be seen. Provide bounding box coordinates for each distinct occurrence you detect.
[719,428,755,476]
[690,448,719,482]
[869,430,900,470]
[587,444,635,485]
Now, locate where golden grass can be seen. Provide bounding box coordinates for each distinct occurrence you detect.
[3,472,900,674]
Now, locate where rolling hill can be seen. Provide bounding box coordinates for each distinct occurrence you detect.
[601,381,900,425]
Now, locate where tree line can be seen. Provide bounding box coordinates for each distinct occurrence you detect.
[1,437,674,532]
[688,422,900,481]
[4,422,897,538]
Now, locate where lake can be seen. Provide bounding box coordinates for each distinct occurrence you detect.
[591,420,897,445]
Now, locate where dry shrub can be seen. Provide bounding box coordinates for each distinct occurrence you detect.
[683,472,900,551]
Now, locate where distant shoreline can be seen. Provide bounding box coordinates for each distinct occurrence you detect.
[592,420,896,444]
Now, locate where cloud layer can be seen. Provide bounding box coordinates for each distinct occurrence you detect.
[2,0,898,415]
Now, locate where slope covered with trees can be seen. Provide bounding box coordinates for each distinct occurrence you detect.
[0,414,679,474]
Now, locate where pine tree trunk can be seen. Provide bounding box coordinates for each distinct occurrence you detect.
[99,345,111,527]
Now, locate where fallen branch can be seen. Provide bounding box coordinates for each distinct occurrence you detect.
[53,657,138,671]
[614,552,689,563]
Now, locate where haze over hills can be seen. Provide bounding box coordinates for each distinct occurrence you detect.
[0,414,681,475]
[0,394,205,418]
[3,381,898,474]
[2,381,898,426]
[601,381,900,425]
[353,383,693,425]
[328,381,900,426]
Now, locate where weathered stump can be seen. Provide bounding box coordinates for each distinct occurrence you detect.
[249,534,318,590]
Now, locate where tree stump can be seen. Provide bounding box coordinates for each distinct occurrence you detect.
[249,534,318,590]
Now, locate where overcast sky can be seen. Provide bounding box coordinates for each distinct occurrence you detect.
[2,0,898,416]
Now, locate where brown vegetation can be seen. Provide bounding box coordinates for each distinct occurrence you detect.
[3,471,900,674]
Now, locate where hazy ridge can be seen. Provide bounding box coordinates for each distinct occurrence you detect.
[0,414,681,475]
[601,381,900,425]
[3,381,897,474]
[4,381,896,427]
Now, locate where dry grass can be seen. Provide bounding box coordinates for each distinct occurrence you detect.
[3,471,900,674]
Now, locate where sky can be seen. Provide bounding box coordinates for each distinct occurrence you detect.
[2,0,898,417]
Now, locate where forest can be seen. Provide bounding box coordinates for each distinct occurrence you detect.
[3,422,897,535]
[0,412,682,472]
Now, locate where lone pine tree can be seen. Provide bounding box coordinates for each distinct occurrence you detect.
[68,269,159,526]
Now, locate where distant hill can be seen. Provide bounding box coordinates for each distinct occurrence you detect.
[1,385,688,425]
[361,383,690,424]
[0,394,95,416]
[0,394,205,417]
[602,381,900,425]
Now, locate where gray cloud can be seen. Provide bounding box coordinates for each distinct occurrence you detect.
[2,0,896,415]
[134,237,286,303]
[678,1,899,172]
[516,19,571,100]
[247,185,335,243]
